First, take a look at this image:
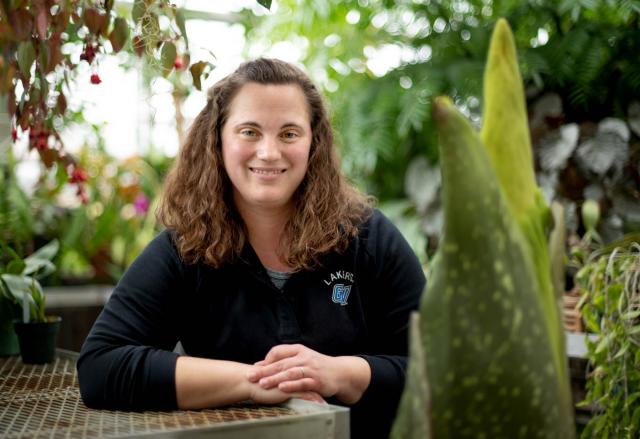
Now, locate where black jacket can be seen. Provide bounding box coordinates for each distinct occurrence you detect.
[77,209,426,438]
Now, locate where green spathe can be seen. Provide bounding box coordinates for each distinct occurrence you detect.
[481,19,567,393]
[391,19,574,438]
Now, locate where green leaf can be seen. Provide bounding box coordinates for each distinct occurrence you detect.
[132,0,145,23]
[38,41,49,75]
[29,279,45,322]
[0,274,34,304]
[0,242,21,262]
[28,239,59,262]
[24,259,55,279]
[632,406,640,434]
[160,41,176,76]
[109,17,129,53]
[189,60,212,90]
[175,9,188,49]
[23,240,58,278]
[17,41,35,80]
[613,341,630,359]
[626,392,640,409]
[583,307,601,333]
[397,87,429,137]
[549,202,566,299]
[6,259,25,275]
[622,310,640,320]
[595,332,614,354]
[593,411,608,435]
[257,0,272,10]
[607,283,623,305]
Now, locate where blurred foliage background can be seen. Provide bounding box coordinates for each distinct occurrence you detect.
[241,0,640,261]
[1,0,639,284]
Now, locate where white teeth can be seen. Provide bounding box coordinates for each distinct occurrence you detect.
[250,168,285,175]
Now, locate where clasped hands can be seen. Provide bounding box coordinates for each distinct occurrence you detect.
[246,344,370,406]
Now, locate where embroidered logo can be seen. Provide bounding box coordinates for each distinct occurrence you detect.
[332,284,351,306]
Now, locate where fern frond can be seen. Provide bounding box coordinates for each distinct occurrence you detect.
[397,85,431,137]
[576,36,608,87]
[568,83,588,110]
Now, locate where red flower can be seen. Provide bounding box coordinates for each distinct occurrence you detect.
[76,186,89,204]
[36,136,47,150]
[80,44,97,64]
[69,166,88,183]
[90,73,102,84]
[173,56,184,70]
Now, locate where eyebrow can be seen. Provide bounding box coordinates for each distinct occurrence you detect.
[235,121,306,130]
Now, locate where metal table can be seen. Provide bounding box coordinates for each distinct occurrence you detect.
[0,350,349,439]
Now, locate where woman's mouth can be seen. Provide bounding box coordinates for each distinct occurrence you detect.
[250,167,286,175]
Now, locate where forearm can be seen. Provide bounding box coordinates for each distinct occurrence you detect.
[175,356,254,409]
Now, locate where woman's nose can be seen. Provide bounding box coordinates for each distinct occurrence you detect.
[256,137,281,161]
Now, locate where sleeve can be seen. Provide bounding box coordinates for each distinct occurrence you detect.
[76,230,186,410]
[352,209,426,437]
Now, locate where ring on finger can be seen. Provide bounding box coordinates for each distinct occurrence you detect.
[299,367,305,379]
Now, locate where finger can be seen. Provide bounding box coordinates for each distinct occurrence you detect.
[259,364,307,389]
[253,360,267,366]
[263,344,303,364]
[278,377,316,393]
[254,358,299,384]
[248,359,291,382]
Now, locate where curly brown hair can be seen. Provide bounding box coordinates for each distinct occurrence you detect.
[157,58,373,270]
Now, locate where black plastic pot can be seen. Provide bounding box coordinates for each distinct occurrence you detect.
[0,326,20,356]
[13,316,62,364]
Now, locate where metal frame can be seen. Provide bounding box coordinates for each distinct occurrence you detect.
[1,349,349,439]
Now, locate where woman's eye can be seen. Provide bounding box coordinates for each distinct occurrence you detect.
[240,129,257,137]
[282,131,298,139]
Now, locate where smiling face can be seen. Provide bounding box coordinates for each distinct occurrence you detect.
[221,82,312,214]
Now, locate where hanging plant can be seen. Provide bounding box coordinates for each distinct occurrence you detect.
[0,0,237,200]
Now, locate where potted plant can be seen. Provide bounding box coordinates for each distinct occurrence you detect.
[0,240,61,363]
[565,200,640,436]
[0,285,20,356]
[574,234,640,437]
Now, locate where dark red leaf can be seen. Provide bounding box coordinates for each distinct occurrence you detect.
[56,92,67,115]
[46,36,64,73]
[0,63,16,95]
[38,146,58,168]
[131,35,145,57]
[83,8,107,36]
[108,17,129,53]
[189,61,207,90]
[34,2,48,40]
[52,4,71,33]
[8,9,33,40]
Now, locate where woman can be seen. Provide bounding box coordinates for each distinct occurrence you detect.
[77,58,426,439]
